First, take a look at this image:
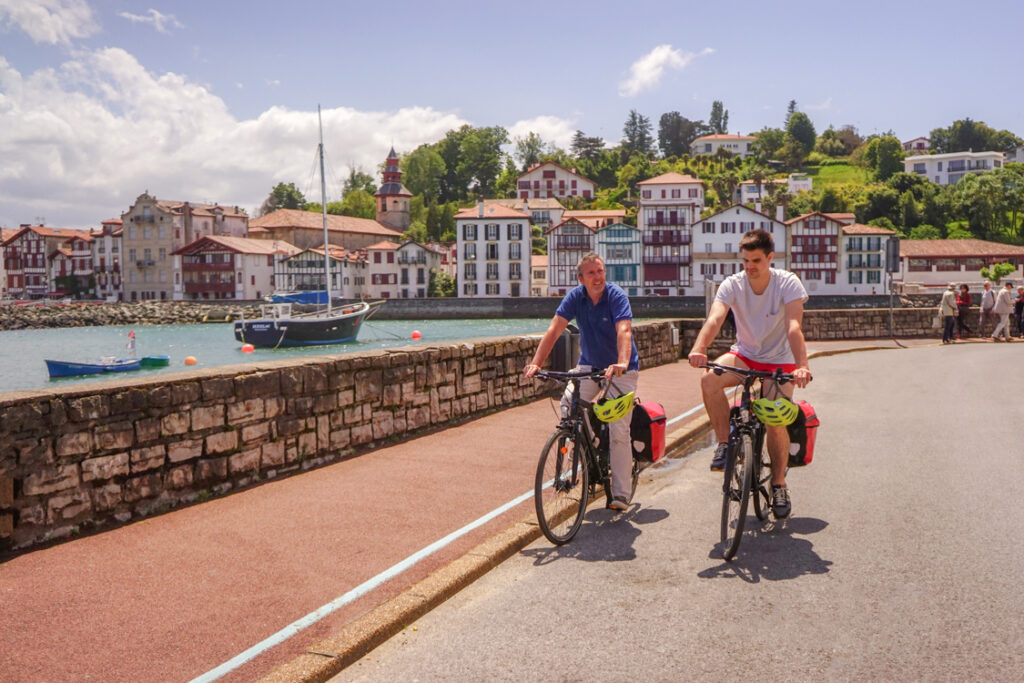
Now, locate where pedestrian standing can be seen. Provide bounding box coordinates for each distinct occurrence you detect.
[1015,286,1024,338]
[978,281,996,336]
[940,283,958,344]
[956,284,974,338]
[991,282,1014,342]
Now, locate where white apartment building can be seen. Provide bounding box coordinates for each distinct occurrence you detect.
[904,151,1004,185]
[365,240,401,299]
[172,235,299,301]
[636,172,705,295]
[690,134,757,159]
[395,240,441,299]
[516,161,597,200]
[455,203,531,298]
[688,205,787,295]
[92,219,123,301]
[841,224,895,295]
[892,239,1024,291]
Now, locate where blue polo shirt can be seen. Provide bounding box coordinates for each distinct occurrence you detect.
[555,283,640,371]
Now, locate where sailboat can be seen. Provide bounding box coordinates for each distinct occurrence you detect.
[234,106,384,348]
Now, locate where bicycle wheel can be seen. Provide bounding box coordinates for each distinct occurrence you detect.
[535,429,589,545]
[720,433,754,561]
[753,437,773,521]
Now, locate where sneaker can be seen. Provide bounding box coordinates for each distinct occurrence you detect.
[710,442,729,472]
[771,484,791,519]
[607,496,629,512]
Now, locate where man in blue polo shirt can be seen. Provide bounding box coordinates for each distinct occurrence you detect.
[525,253,640,511]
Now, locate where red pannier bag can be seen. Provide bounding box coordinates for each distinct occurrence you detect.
[787,401,820,467]
[631,401,667,463]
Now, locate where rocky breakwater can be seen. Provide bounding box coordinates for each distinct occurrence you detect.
[0,301,262,331]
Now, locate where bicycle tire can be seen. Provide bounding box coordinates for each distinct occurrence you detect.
[535,429,589,545]
[721,433,754,561]
[753,436,773,522]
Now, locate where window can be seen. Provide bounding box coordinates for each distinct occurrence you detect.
[543,169,556,179]
[689,188,699,198]
[671,189,681,198]
[703,223,715,233]
[463,282,477,295]
[464,243,476,260]
[486,262,499,280]
[159,248,166,262]
[509,262,521,279]
[387,253,394,264]
[642,190,651,199]
[486,224,499,240]
[486,283,500,295]
[463,224,477,240]
[507,223,522,240]
[509,243,521,260]
[487,243,499,259]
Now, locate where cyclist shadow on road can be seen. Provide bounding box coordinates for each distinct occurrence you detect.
[697,516,832,583]
[522,505,670,565]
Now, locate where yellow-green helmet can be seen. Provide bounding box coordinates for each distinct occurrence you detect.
[750,397,799,426]
[592,392,635,423]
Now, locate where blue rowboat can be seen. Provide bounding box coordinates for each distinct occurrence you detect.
[45,357,142,378]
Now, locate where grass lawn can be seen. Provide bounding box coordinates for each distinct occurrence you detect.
[802,162,870,187]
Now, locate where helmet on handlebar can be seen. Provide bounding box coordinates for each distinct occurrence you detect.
[592,391,635,423]
[750,397,799,426]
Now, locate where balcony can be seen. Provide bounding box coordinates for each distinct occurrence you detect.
[643,255,692,266]
[397,255,427,265]
[551,237,593,250]
[185,282,235,294]
[183,261,233,271]
[135,259,155,267]
[643,232,691,246]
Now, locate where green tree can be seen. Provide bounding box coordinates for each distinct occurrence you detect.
[981,262,1016,284]
[531,224,546,254]
[898,190,922,229]
[861,136,904,181]
[259,182,306,216]
[786,111,816,155]
[513,132,546,171]
[403,222,430,244]
[570,130,605,161]
[785,100,797,126]
[908,224,941,239]
[777,137,806,170]
[622,110,654,156]
[855,186,901,226]
[751,127,787,162]
[428,269,456,297]
[930,118,1023,154]
[343,168,376,196]
[658,111,696,158]
[709,100,729,134]
[815,126,846,156]
[817,186,847,213]
[401,145,446,199]
[457,125,510,197]
[338,189,376,219]
[946,224,974,239]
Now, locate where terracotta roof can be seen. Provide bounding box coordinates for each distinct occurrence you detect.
[492,197,565,211]
[366,240,401,250]
[563,209,627,219]
[519,161,596,185]
[102,218,122,225]
[899,239,1024,258]
[842,223,896,235]
[454,204,530,220]
[2,225,92,245]
[545,217,597,235]
[637,172,704,186]
[308,245,363,261]
[786,212,855,226]
[153,200,247,217]
[698,204,781,223]
[249,209,402,237]
[693,134,756,141]
[172,235,300,256]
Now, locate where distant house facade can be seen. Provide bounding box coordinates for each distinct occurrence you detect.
[395,240,441,298]
[893,239,1024,291]
[904,151,1004,185]
[546,218,596,296]
[93,219,123,301]
[455,203,531,298]
[275,246,368,300]
[902,137,930,153]
[0,228,16,299]
[248,209,402,251]
[2,225,93,299]
[49,232,94,298]
[365,241,401,299]
[493,197,564,234]
[784,212,852,293]
[691,134,757,159]
[120,193,249,301]
[637,172,705,295]
[689,205,787,295]
[530,254,548,297]
[596,222,641,295]
[516,162,596,200]
[841,224,896,295]
[172,235,299,300]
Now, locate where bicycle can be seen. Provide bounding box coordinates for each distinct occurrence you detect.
[702,361,802,561]
[531,369,640,545]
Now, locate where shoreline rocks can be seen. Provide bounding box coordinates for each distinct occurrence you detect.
[0,301,263,331]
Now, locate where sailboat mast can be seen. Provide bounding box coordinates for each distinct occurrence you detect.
[318,105,332,314]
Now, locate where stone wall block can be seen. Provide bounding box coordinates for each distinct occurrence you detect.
[2,403,45,433]
[94,422,134,451]
[229,447,261,475]
[240,422,269,444]
[0,477,14,507]
[288,396,315,417]
[55,432,93,459]
[227,398,265,424]
[91,484,123,513]
[205,430,239,455]
[297,431,317,459]
[316,415,329,451]
[47,490,91,523]
[124,473,161,503]
[329,428,350,450]
[170,383,200,405]
[382,383,402,406]
[135,418,161,444]
[191,405,225,432]
[81,453,129,482]
[355,369,383,403]
[110,389,147,415]
[1,513,14,537]
[264,396,285,419]
[302,366,328,393]
[201,377,234,401]
[280,367,305,396]
[67,395,110,422]
[407,406,430,430]
[461,373,482,394]
[130,445,166,473]
[313,393,336,414]
[15,438,54,469]
[371,411,395,440]
[195,457,227,483]
[161,412,190,437]
[350,424,373,446]
[261,441,285,468]
[234,371,281,399]
[165,465,194,490]
[168,438,203,463]
[277,417,304,437]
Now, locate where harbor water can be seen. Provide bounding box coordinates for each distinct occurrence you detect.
[0,318,551,395]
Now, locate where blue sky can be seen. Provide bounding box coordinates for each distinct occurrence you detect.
[1,0,1021,228]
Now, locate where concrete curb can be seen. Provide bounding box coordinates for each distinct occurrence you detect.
[259,343,914,682]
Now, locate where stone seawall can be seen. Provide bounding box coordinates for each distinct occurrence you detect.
[0,322,677,553]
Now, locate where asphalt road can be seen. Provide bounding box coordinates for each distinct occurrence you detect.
[335,344,1024,681]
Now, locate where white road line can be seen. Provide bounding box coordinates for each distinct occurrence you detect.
[193,399,714,682]
[190,488,535,683]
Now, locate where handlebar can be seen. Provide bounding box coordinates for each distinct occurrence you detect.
[533,368,606,382]
[701,361,806,385]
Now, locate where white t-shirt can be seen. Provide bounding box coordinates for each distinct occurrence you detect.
[715,268,808,364]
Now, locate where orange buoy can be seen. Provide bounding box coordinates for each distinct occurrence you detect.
[184,356,197,365]
[411,330,421,340]
[241,343,255,353]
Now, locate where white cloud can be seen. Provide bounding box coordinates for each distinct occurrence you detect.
[0,49,468,227]
[118,8,183,34]
[506,115,577,150]
[619,45,713,97]
[806,97,833,111]
[0,0,98,45]
[266,79,280,87]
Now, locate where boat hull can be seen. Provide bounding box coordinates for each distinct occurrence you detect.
[140,355,171,368]
[233,308,371,348]
[46,358,142,378]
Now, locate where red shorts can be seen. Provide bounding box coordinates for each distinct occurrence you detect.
[727,352,796,373]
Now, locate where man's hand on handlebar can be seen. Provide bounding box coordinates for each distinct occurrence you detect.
[604,362,627,380]
[687,350,708,369]
[523,363,540,378]
[792,366,812,389]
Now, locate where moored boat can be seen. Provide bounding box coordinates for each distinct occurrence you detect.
[233,300,383,348]
[45,357,142,378]
[140,355,171,368]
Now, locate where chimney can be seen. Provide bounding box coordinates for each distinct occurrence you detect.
[755,202,761,214]
[478,200,484,219]
[776,205,785,222]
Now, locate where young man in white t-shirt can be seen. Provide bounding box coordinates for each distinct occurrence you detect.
[687,229,813,518]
